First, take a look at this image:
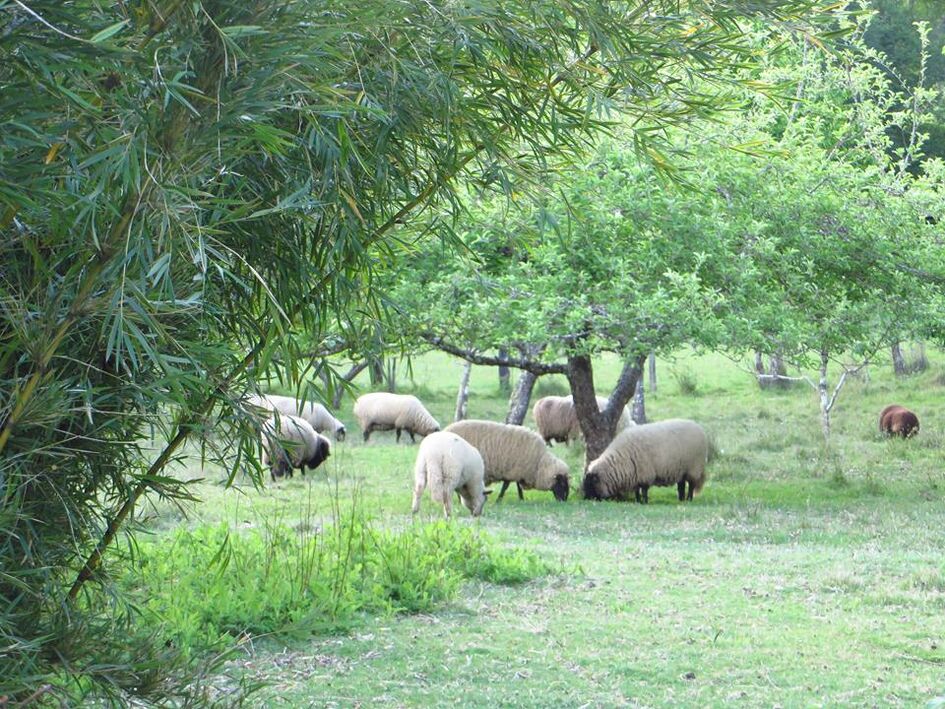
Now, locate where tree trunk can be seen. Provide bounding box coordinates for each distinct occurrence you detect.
[891,342,906,376]
[754,351,765,376]
[769,352,788,388]
[332,360,369,409]
[647,352,656,395]
[568,354,644,464]
[454,361,472,422]
[498,347,511,393]
[505,371,538,425]
[818,349,831,444]
[631,377,646,425]
[369,357,384,386]
[384,358,397,392]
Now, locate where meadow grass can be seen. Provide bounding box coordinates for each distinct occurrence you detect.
[139,349,945,706]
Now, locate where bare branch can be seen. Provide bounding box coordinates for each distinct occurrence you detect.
[423,334,567,375]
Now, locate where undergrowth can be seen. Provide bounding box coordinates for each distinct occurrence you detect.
[123,514,552,656]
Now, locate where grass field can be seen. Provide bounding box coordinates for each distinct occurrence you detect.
[141,349,945,707]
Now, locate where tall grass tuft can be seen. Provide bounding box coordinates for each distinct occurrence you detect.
[122,512,552,656]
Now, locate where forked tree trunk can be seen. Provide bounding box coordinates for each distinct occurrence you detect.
[891,342,906,376]
[506,371,538,425]
[369,358,384,386]
[498,347,511,393]
[648,352,657,395]
[384,359,397,392]
[454,361,472,422]
[631,377,646,425]
[569,354,645,464]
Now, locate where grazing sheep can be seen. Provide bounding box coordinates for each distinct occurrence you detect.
[260,414,331,481]
[443,420,570,501]
[248,393,346,441]
[583,419,707,503]
[353,393,440,443]
[879,404,920,438]
[411,431,489,518]
[533,395,632,445]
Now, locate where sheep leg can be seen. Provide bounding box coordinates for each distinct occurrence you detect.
[497,480,512,500]
[396,428,402,443]
[442,493,453,519]
[641,485,649,504]
[409,430,416,443]
[363,429,371,442]
[634,487,642,503]
[677,480,686,501]
[516,482,524,500]
[687,480,694,501]
[411,483,425,515]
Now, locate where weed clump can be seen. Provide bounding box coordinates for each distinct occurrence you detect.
[123,517,552,655]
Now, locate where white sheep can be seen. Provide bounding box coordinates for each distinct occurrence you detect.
[532,395,632,446]
[260,414,331,481]
[443,420,570,501]
[582,419,707,503]
[248,393,346,441]
[353,393,440,443]
[411,431,489,518]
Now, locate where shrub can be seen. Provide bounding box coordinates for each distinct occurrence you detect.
[122,517,552,656]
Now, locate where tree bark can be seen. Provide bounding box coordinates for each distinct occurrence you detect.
[385,358,397,392]
[818,349,831,444]
[568,354,645,464]
[454,361,472,422]
[647,352,657,395]
[332,361,369,409]
[369,357,384,386]
[631,377,646,425]
[498,347,511,393]
[754,351,765,376]
[891,342,906,376]
[505,371,538,425]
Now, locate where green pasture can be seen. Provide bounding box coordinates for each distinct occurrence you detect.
[140,349,945,706]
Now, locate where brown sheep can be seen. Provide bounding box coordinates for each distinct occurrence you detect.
[879,405,920,438]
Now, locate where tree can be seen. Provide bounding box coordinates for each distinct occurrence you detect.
[0,0,837,699]
[398,143,735,462]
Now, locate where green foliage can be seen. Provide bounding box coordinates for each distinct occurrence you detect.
[123,517,552,655]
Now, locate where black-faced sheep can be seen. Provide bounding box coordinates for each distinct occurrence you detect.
[532,395,633,445]
[582,419,707,503]
[411,431,489,518]
[443,420,570,501]
[879,404,920,438]
[249,393,346,441]
[260,414,331,481]
[353,393,440,443]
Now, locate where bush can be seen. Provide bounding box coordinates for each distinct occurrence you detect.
[122,517,552,656]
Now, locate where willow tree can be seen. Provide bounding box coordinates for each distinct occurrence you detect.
[0,0,833,701]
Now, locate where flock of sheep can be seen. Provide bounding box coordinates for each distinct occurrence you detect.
[248,390,710,518]
[249,387,923,518]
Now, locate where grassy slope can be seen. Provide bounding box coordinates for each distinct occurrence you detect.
[146,350,945,707]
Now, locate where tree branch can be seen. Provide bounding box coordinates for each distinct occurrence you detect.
[423,335,567,375]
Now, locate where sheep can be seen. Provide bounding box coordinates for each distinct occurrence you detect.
[353,393,440,443]
[532,395,632,446]
[411,431,489,518]
[443,419,570,501]
[248,393,346,441]
[260,414,331,481]
[582,419,707,503]
[879,404,920,438]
